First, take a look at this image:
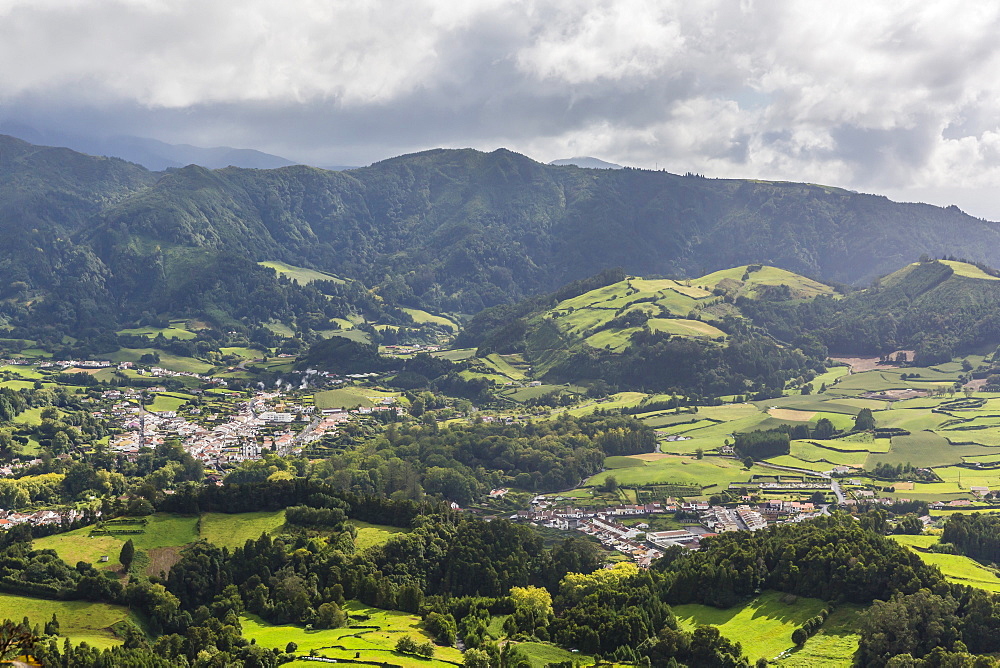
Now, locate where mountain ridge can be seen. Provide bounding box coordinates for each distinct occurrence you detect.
[4,135,1000,337]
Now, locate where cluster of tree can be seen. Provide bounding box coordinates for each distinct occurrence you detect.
[733,429,790,460]
[543,329,825,397]
[791,607,831,646]
[740,259,1000,358]
[870,462,936,482]
[306,413,655,503]
[654,514,943,608]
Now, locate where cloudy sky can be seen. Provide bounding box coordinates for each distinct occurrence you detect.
[3,0,1000,217]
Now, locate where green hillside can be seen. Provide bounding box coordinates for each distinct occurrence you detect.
[6,134,1000,343]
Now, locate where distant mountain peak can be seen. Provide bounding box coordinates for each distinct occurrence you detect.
[549,156,623,170]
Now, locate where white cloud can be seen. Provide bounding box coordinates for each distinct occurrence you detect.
[5,1,1000,215]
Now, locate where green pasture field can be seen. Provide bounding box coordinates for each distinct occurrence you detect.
[220,346,262,359]
[696,403,762,420]
[866,432,1000,468]
[13,406,51,425]
[586,455,768,490]
[0,364,44,379]
[673,590,830,662]
[890,534,939,549]
[648,318,726,338]
[0,379,35,390]
[314,387,397,410]
[517,642,595,667]
[825,371,912,395]
[779,604,863,667]
[891,535,1000,592]
[147,392,193,413]
[764,455,830,472]
[108,348,213,374]
[458,369,512,385]
[641,414,704,428]
[872,409,950,432]
[16,348,52,358]
[941,425,1000,447]
[431,348,476,361]
[786,441,869,468]
[351,520,410,551]
[199,510,287,550]
[630,277,712,298]
[117,324,197,340]
[328,329,372,344]
[584,328,635,352]
[241,602,464,667]
[657,419,720,436]
[0,593,137,649]
[933,466,1000,490]
[558,392,650,417]
[259,260,345,284]
[799,436,891,453]
[604,456,648,469]
[812,365,850,388]
[264,321,295,338]
[402,308,457,331]
[503,384,583,402]
[695,265,836,299]
[482,353,526,380]
[940,260,1000,281]
[34,513,200,568]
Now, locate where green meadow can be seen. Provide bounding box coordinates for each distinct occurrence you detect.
[673,591,831,662]
[0,593,137,649]
[241,602,464,668]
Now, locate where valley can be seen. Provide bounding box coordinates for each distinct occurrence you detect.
[3,137,1000,666]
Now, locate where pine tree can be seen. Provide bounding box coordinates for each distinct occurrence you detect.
[119,539,135,571]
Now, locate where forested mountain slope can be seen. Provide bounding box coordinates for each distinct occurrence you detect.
[4,134,1000,333]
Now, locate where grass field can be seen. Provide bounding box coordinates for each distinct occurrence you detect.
[778,604,863,667]
[259,260,344,284]
[351,520,410,551]
[242,602,464,667]
[0,593,136,649]
[147,392,193,413]
[35,512,289,570]
[200,511,286,550]
[587,455,769,490]
[431,348,477,361]
[108,348,213,374]
[117,325,198,340]
[35,513,200,568]
[673,591,830,662]
[517,642,594,667]
[402,308,457,331]
[891,535,1000,592]
[314,387,399,410]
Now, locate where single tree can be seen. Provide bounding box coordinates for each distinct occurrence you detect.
[119,538,135,571]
